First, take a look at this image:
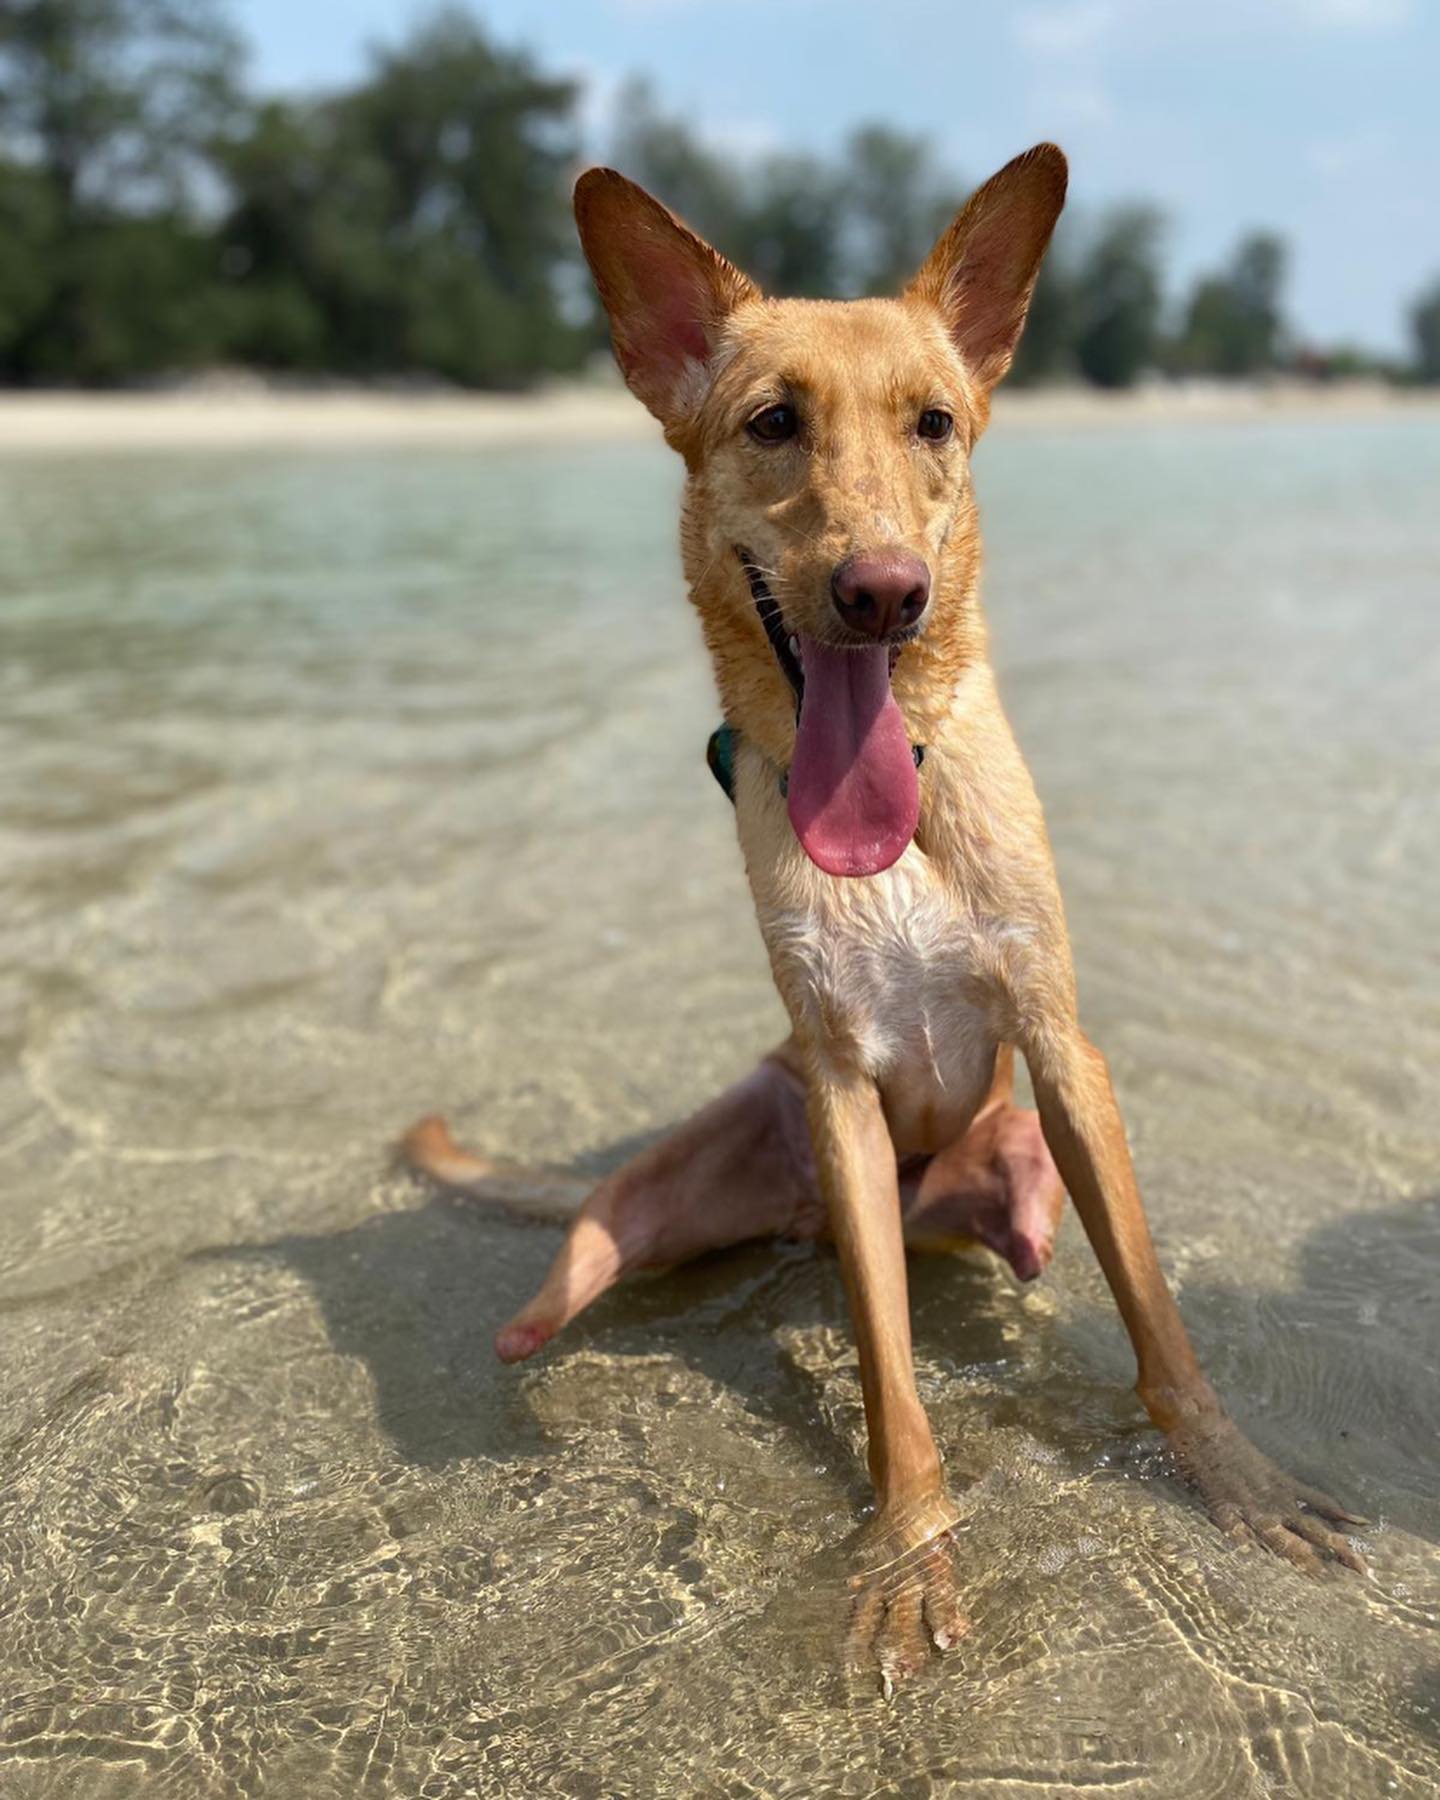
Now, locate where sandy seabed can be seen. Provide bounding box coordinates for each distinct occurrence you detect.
[2,383,1438,1799]
[0,377,1434,454]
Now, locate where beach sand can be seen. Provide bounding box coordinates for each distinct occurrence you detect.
[0,376,1433,453]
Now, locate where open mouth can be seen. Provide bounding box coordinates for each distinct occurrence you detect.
[737,553,805,705]
[735,548,923,880]
[737,552,918,709]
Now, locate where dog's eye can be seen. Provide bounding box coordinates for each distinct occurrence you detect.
[917,409,954,442]
[747,403,798,444]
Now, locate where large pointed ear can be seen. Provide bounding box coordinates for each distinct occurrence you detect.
[906,144,1067,394]
[574,168,760,428]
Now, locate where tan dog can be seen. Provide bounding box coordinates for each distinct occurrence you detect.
[405,144,1363,1691]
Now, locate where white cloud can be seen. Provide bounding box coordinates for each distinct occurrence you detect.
[1047,77,1116,128]
[1283,0,1412,27]
[1015,0,1412,56]
[698,117,785,162]
[1306,124,1396,177]
[1013,1,1118,56]
[1014,3,1120,135]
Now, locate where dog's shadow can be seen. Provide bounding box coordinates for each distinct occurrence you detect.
[203,1131,1030,1485]
[205,1141,1440,1538]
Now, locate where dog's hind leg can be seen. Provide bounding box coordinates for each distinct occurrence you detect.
[402,1045,822,1364]
[897,1046,1066,1279]
[402,1042,1067,1363]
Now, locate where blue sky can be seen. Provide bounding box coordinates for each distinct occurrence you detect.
[232,0,1439,354]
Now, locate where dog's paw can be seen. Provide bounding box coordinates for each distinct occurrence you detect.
[846,1495,969,1698]
[1167,1409,1368,1575]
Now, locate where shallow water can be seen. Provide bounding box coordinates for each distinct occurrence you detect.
[0,413,1438,1798]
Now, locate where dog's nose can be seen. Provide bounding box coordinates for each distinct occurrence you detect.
[830,551,931,640]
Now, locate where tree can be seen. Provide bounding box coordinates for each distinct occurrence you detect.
[842,126,963,295]
[609,86,843,297]
[608,78,743,251]
[1009,239,1076,386]
[0,163,59,376]
[0,10,1384,393]
[354,9,578,317]
[0,0,240,380]
[213,97,383,372]
[1174,232,1287,376]
[730,153,844,297]
[217,8,586,387]
[1410,277,1440,384]
[1071,205,1165,389]
[0,0,240,209]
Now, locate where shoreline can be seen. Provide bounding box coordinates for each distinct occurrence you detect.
[1,378,1435,454]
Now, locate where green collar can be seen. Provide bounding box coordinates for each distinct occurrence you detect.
[706,723,743,801]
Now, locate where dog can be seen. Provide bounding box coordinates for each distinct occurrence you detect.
[404,144,1364,1691]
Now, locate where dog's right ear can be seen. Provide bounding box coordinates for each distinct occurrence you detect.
[574,168,759,429]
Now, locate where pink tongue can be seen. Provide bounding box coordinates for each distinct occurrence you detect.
[787,635,919,877]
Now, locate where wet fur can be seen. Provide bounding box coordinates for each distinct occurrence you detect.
[574,144,1362,1587]
[405,146,1367,1693]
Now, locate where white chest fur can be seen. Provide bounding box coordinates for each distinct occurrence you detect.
[754,843,1003,1152]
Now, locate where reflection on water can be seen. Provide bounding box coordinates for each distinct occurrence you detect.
[0,416,1438,1797]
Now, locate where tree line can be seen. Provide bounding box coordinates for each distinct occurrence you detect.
[2,2,1437,390]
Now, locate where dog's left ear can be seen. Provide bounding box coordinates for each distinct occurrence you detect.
[575,167,760,431]
[907,143,1067,394]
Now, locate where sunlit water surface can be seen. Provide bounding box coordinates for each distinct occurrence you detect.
[1,413,1438,1798]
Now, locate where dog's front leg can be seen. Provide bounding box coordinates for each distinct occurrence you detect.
[1026,1028,1365,1572]
[806,1067,969,1691]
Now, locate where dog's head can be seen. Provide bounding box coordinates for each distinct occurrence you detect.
[575,145,1066,877]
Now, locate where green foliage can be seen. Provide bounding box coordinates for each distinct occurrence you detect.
[1009,244,1077,386]
[608,91,936,300]
[1410,278,1440,384]
[0,163,60,373]
[216,9,586,387]
[611,81,821,291]
[608,79,746,254]
[1071,206,1165,389]
[728,154,845,297]
[1173,232,1287,376]
[0,1,1418,387]
[842,126,964,296]
[29,214,226,382]
[0,0,241,206]
[0,0,239,382]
